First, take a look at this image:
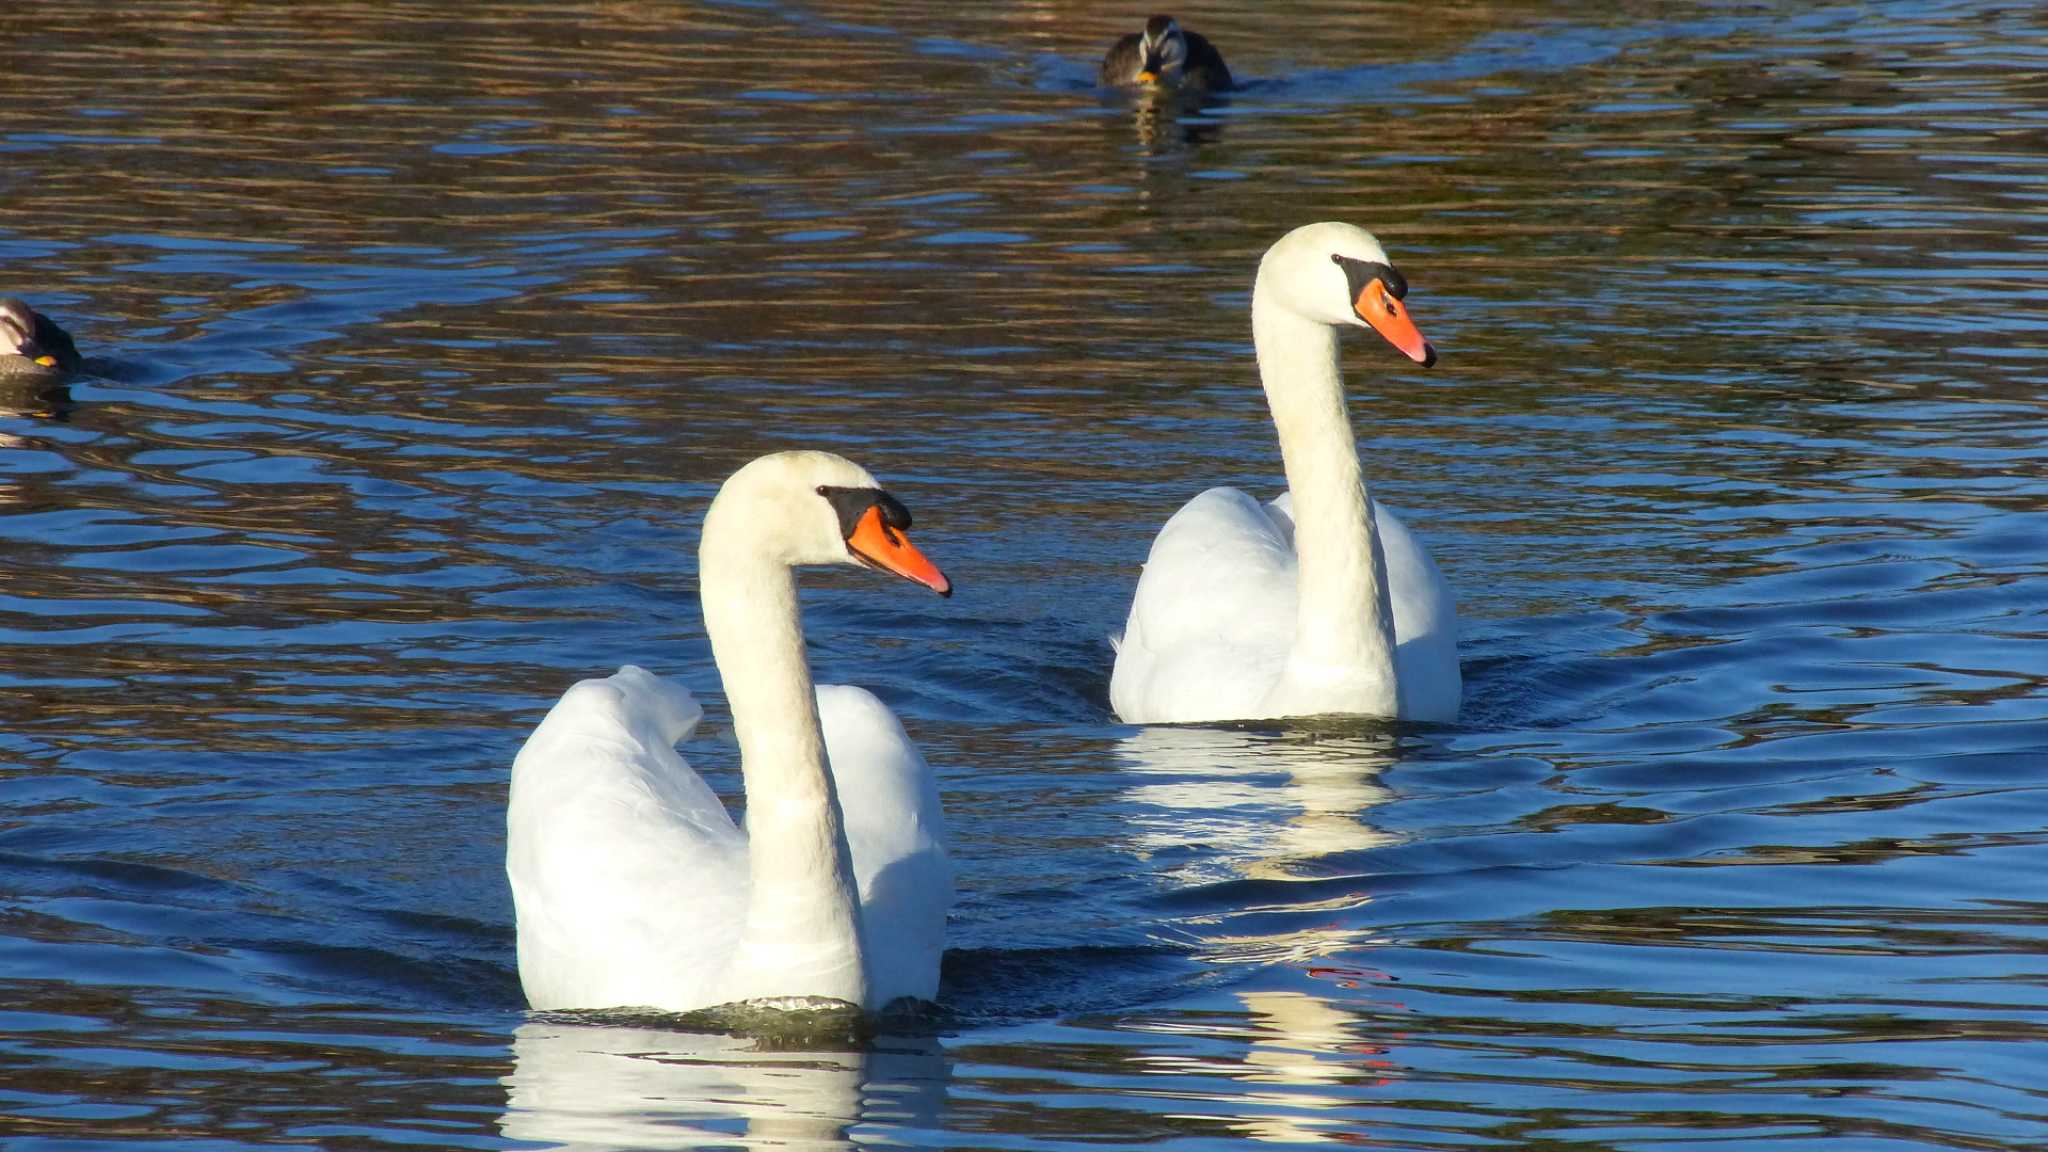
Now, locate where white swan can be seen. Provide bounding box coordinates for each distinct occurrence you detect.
[1111,222,1461,724]
[507,450,955,1014]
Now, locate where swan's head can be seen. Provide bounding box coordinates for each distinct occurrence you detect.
[1257,222,1436,367]
[1133,15,1188,84]
[0,298,80,379]
[706,450,951,597]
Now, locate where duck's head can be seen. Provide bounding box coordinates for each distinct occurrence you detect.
[704,450,951,596]
[1133,14,1189,84]
[0,298,82,379]
[1257,222,1436,367]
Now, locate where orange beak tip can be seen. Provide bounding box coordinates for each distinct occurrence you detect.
[1356,278,1434,368]
[848,506,951,598]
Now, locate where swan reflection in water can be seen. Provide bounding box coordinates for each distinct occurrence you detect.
[1224,985,1400,1145]
[1118,722,1400,870]
[1118,720,1402,965]
[500,1019,948,1151]
[1119,722,1403,1143]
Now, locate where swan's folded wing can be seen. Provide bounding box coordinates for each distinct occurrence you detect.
[1369,506,1463,718]
[1369,506,1456,646]
[1111,487,1299,723]
[1265,490,1296,543]
[816,684,952,1006]
[507,667,747,1011]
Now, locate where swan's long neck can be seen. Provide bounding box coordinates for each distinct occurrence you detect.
[1253,278,1399,713]
[699,522,868,1006]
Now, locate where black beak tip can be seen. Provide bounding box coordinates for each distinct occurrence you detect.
[1420,344,1438,369]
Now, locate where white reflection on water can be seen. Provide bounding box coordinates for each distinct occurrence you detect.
[1117,723,1398,889]
[1229,988,1393,1145]
[500,1021,947,1151]
[1119,726,1401,1143]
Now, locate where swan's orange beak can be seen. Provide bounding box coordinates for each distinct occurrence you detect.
[32,355,57,367]
[1355,278,1436,368]
[848,505,951,597]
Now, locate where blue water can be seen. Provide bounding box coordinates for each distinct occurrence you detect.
[3,1,2046,1147]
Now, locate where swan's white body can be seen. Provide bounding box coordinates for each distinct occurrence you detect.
[1111,223,1462,724]
[507,452,952,1013]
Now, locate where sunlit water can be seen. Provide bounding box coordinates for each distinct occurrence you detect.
[4,1,2046,1148]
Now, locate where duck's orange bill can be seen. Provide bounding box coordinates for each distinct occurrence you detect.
[1355,278,1437,367]
[848,505,951,597]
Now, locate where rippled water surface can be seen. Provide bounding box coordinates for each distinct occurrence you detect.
[4,1,2047,1147]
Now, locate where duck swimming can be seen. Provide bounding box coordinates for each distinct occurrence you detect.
[0,298,81,382]
[1100,14,1233,91]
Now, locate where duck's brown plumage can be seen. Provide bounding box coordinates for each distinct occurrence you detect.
[1099,15,1233,91]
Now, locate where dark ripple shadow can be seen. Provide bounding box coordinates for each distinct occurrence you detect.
[939,943,1218,1028]
[0,378,74,421]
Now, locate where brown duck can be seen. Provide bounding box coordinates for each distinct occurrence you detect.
[1100,14,1233,91]
[0,298,81,382]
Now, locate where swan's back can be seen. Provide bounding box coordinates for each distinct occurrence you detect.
[1363,502,1462,719]
[817,684,953,1006]
[1111,487,1299,723]
[508,668,953,1012]
[507,665,748,1011]
[1111,489,1461,723]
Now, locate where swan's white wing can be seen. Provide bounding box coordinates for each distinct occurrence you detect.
[1114,490,1461,724]
[816,684,952,1006]
[1110,487,1300,723]
[507,665,748,1012]
[1265,489,1298,546]
[1371,505,1462,720]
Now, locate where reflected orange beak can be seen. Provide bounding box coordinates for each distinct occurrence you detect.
[32,355,57,367]
[847,504,951,597]
[1136,70,1158,83]
[1354,278,1436,367]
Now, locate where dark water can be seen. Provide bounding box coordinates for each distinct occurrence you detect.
[4,1,2047,1147]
